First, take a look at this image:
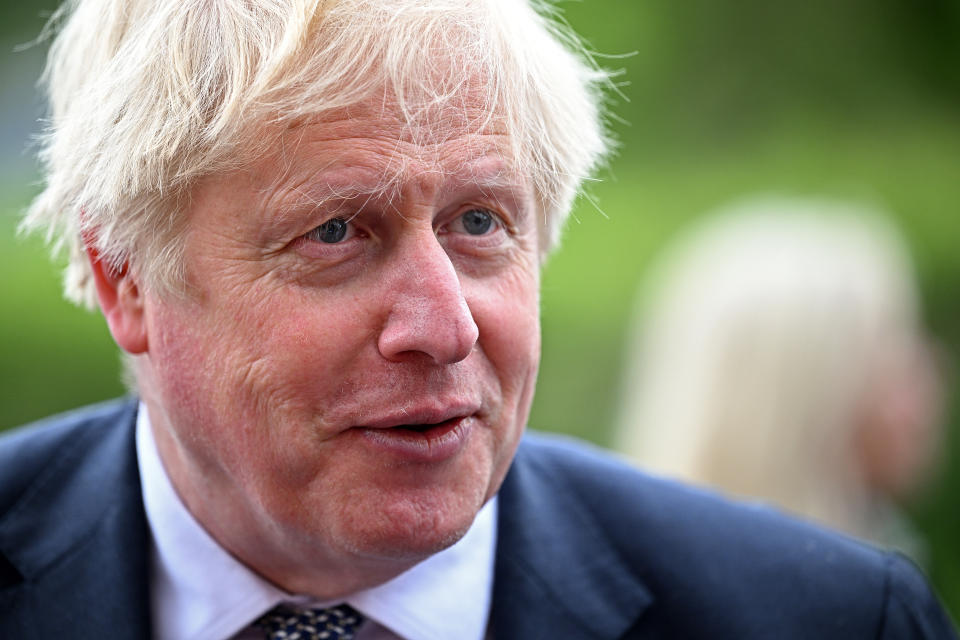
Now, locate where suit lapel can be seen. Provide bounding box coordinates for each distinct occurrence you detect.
[0,400,151,638]
[490,436,654,640]
[1,412,655,639]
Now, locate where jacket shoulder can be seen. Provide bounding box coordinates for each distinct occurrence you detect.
[0,399,137,511]
[507,433,957,638]
[0,398,150,637]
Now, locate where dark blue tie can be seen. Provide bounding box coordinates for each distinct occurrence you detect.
[256,603,364,640]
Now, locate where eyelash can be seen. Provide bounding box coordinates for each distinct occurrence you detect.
[301,207,507,246]
[441,208,503,237]
[303,217,358,244]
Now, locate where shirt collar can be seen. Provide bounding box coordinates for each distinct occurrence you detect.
[136,402,497,640]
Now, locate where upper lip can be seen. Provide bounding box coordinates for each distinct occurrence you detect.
[357,401,481,429]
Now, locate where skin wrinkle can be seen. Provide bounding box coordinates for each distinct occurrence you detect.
[17,9,616,631]
[127,89,541,597]
[251,142,525,265]
[263,94,518,222]
[29,0,609,310]
[261,174,532,292]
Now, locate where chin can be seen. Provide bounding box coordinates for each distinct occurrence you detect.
[335,492,482,562]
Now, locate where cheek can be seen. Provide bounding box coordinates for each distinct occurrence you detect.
[470,266,541,426]
[485,266,541,372]
[147,300,227,410]
[473,276,539,503]
[145,288,335,427]
[144,289,374,482]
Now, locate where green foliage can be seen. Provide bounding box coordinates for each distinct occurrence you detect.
[0,192,124,428]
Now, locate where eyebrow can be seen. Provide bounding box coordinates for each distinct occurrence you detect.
[449,165,532,224]
[269,167,400,222]
[271,155,530,221]
[449,159,528,195]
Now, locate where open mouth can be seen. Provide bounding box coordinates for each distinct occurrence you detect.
[355,415,473,461]
[391,418,458,434]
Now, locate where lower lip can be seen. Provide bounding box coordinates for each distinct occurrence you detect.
[353,417,474,463]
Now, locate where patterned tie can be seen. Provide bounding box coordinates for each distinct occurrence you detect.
[255,603,364,640]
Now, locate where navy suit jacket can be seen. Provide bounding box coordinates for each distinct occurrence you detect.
[0,399,956,639]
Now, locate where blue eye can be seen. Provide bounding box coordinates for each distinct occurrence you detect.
[461,209,494,235]
[308,218,349,243]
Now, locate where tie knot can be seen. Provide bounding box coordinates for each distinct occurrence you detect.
[256,603,364,640]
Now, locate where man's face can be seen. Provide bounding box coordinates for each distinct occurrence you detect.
[137,97,541,592]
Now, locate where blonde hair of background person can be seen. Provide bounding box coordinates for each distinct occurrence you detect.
[615,198,946,558]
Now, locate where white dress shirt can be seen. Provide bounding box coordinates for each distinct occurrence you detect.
[136,403,497,640]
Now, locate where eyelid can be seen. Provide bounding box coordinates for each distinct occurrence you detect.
[302,214,363,243]
[441,206,509,236]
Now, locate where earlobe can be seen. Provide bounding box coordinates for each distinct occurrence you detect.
[86,247,149,354]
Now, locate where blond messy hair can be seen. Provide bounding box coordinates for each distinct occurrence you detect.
[23,0,611,307]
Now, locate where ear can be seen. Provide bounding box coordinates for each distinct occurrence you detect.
[86,247,149,354]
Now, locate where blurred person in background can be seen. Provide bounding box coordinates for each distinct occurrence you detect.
[616,197,947,561]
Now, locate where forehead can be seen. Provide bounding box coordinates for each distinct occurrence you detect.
[255,95,527,204]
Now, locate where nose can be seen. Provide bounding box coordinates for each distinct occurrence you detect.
[377,235,479,365]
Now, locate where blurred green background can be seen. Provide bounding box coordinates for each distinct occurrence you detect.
[2,0,959,621]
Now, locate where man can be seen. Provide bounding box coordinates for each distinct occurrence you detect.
[0,0,955,638]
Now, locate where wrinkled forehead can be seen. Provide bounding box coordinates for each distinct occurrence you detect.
[277,75,511,152]
[260,87,527,201]
[337,80,502,137]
